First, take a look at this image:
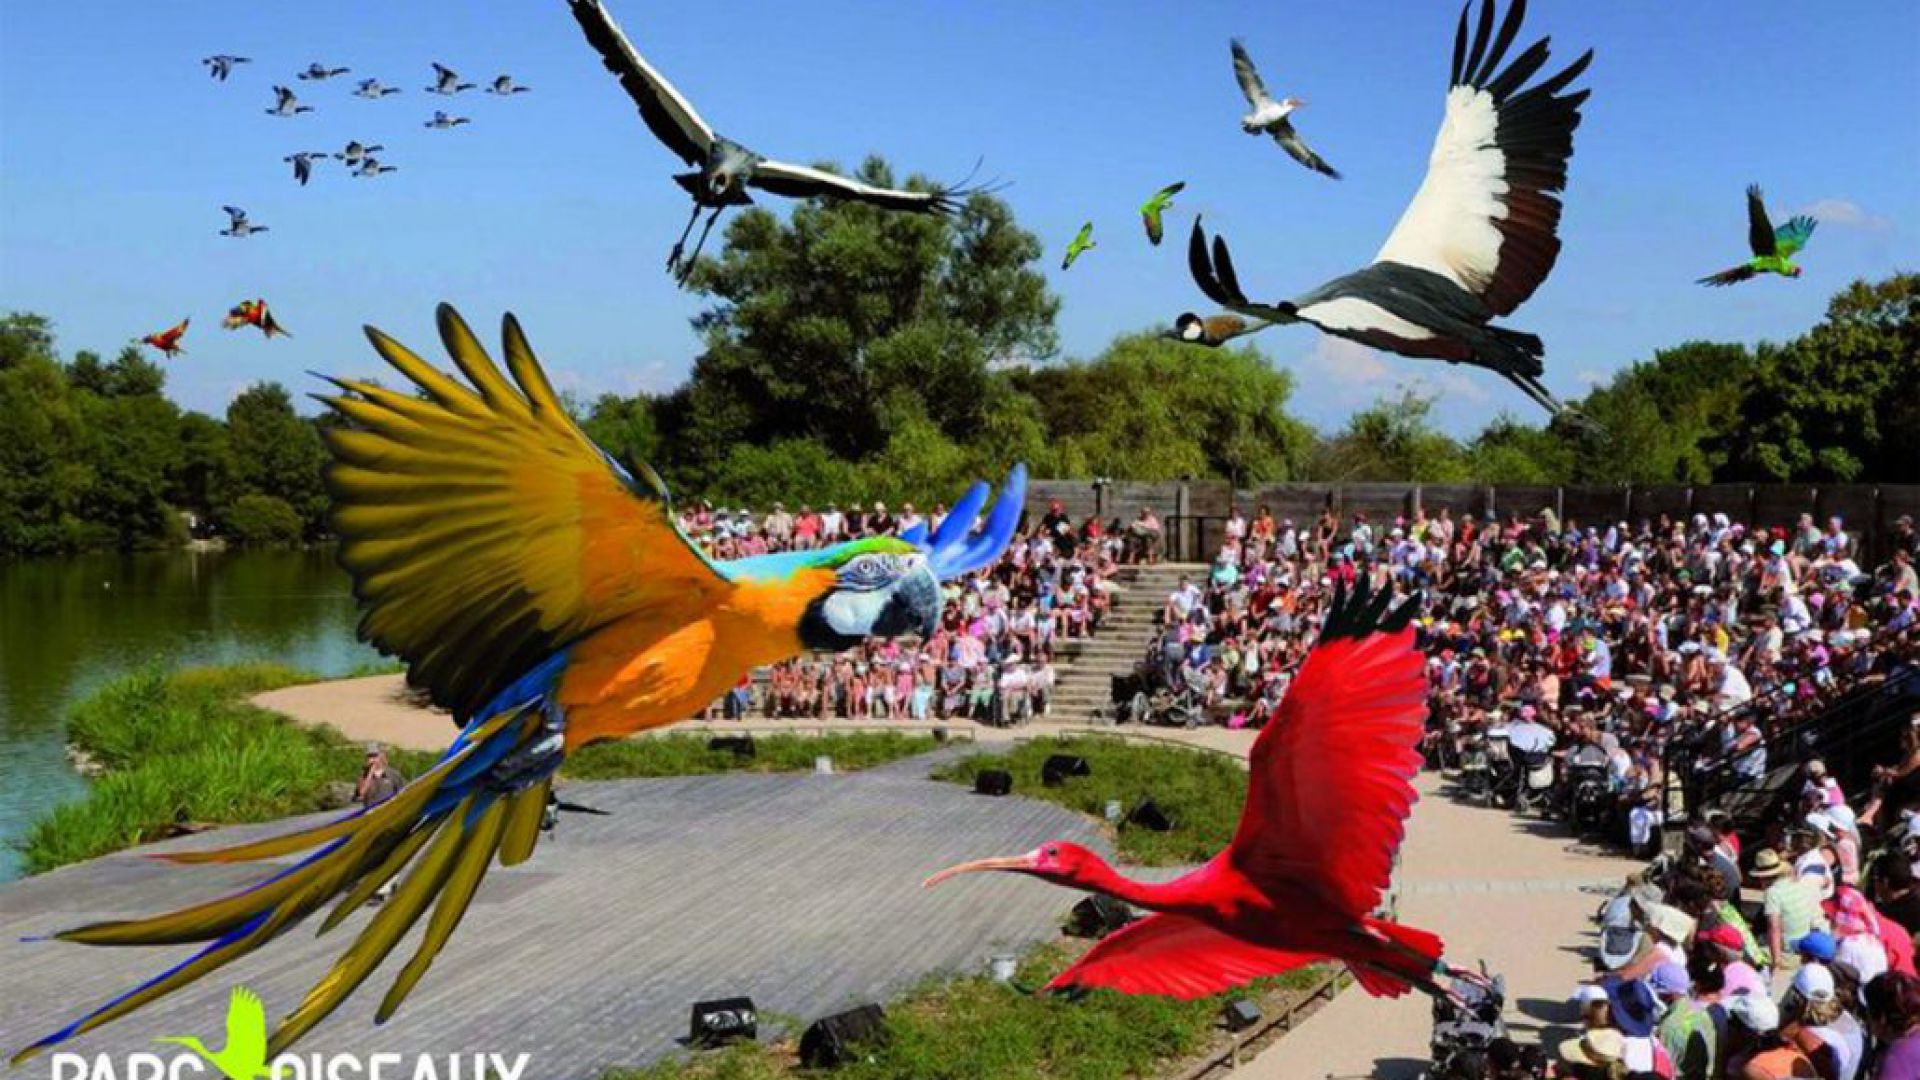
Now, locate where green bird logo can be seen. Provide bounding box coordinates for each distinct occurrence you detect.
[156,987,271,1080]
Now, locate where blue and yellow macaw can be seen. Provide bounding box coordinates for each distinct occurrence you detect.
[13,304,1026,1063]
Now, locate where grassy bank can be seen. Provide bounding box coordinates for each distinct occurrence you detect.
[930,735,1247,866]
[22,666,940,873]
[605,942,1327,1080]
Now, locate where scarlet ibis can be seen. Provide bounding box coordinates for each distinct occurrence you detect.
[487,75,531,95]
[927,578,1485,1003]
[1140,182,1186,246]
[140,318,190,358]
[202,55,249,82]
[1183,0,1593,422]
[564,0,994,281]
[426,62,475,95]
[218,206,268,238]
[1062,222,1096,271]
[1230,40,1339,179]
[1698,186,1817,287]
[222,299,289,339]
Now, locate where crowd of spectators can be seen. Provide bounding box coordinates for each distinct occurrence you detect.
[679,498,1120,725]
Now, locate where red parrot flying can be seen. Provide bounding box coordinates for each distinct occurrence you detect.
[222,299,290,339]
[140,318,190,357]
[927,578,1484,1003]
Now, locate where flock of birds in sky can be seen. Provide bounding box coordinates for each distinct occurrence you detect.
[135,56,533,361]
[145,0,1827,424]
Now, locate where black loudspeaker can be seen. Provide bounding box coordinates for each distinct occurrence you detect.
[799,1004,888,1068]
[975,769,1013,796]
[1126,798,1175,832]
[689,996,757,1046]
[1223,999,1262,1032]
[1042,754,1091,787]
[1067,895,1137,939]
[707,736,756,759]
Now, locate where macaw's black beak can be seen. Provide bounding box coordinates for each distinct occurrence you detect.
[873,564,942,640]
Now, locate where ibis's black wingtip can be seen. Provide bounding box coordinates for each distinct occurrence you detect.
[1320,578,1421,644]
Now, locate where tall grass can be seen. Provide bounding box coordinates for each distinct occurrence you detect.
[604,943,1326,1080]
[931,735,1247,866]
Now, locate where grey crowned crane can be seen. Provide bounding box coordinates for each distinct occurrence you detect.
[1230,40,1339,179]
[1183,0,1592,422]
[426,63,474,95]
[1167,313,1275,348]
[565,0,996,281]
[219,206,268,237]
[265,85,313,117]
[202,55,249,82]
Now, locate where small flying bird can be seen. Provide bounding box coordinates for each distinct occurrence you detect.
[1140,181,1186,246]
[296,62,350,81]
[565,0,995,280]
[1061,222,1096,270]
[487,75,532,95]
[1166,312,1272,348]
[219,206,268,237]
[352,156,398,178]
[1231,40,1339,179]
[424,110,471,129]
[139,318,190,358]
[202,55,250,82]
[1697,185,1818,287]
[927,579,1493,1006]
[223,299,289,338]
[352,78,401,99]
[1185,0,1594,421]
[426,62,475,95]
[334,140,385,164]
[283,151,328,186]
[266,86,313,117]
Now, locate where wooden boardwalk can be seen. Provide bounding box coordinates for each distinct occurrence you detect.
[0,749,1107,1078]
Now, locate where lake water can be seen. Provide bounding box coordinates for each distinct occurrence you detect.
[0,549,381,881]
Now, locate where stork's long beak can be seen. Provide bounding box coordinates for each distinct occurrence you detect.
[923,852,1037,889]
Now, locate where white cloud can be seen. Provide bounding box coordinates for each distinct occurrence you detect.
[1800,198,1892,232]
[1576,369,1607,387]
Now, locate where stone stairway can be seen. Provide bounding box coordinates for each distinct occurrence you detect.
[1047,562,1207,720]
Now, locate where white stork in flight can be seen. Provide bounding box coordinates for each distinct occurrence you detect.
[1181,0,1593,423]
[564,0,994,282]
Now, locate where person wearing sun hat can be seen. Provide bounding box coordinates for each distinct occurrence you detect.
[1557,1025,1628,1078]
[1724,990,1819,1077]
[1756,848,1828,980]
[1782,962,1862,1080]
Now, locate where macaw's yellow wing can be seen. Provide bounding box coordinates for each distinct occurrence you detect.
[319,303,727,720]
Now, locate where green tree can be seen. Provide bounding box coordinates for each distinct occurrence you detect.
[1560,340,1754,484]
[1307,390,1472,482]
[1721,274,1920,481]
[659,157,1057,490]
[222,494,306,545]
[220,383,328,537]
[579,392,660,472]
[0,350,91,554]
[0,312,55,372]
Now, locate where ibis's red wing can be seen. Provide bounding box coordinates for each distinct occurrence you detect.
[1045,913,1323,999]
[1229,602,1427,918]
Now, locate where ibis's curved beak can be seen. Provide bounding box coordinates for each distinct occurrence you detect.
[923,853,1037,889]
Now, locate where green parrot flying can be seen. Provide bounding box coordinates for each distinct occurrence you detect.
[1698,185,1816,286]
[1140,181,1187,246]
[1062,221,1096,270]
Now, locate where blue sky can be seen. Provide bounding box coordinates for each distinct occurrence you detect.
[3,1,1916,435]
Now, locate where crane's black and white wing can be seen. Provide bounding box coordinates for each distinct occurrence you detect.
[1369,0,1591,317]
[1230,39,1274,110]
[750,159,965,214]
[566,0,716,166]
[1272,121,1341,179]
[1744,185,1778,258]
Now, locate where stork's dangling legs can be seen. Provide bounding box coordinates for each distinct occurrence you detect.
[675,206,725,281]
[665,203,704,274]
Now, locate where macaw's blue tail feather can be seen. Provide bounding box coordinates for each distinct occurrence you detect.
[9,703,561,1065]
[926,464,1027,580]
